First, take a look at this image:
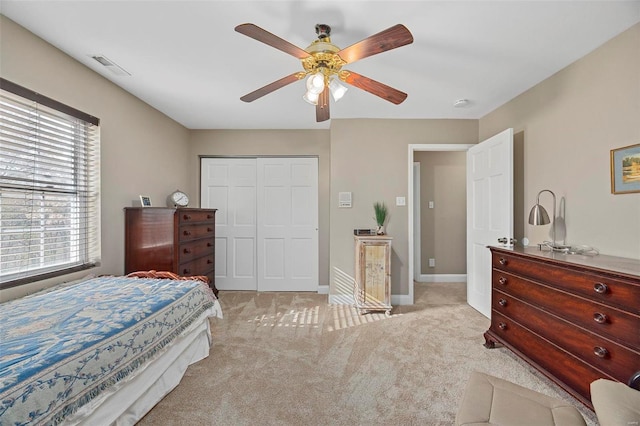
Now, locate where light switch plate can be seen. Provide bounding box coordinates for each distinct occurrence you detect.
[396,196,406,206]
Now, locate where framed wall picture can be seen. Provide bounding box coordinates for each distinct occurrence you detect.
[611,143,640,194]
[139,195,152,207]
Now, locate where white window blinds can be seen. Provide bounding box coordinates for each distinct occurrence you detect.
[0,79,101,287]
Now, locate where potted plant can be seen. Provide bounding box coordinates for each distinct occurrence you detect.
[373,201,388,235]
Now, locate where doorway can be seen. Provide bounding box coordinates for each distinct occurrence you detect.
[407,144,474,305]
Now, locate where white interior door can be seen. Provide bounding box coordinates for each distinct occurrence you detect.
[257,157,318,292]
[201,158,257,291]
[466,128,513,318]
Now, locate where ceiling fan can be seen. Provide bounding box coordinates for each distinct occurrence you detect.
[235,23,414,122]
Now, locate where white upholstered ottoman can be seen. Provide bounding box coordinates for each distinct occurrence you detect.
[455,372,586,426]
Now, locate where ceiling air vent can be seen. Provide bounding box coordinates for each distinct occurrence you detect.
[91,55,131,76]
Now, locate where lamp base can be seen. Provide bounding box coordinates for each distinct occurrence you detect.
[539,242,572,253]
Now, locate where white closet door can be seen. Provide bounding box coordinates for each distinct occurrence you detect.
[201,158,257,291]
[257,157,318,292]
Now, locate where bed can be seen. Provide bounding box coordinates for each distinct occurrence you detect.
[0,273,223,425]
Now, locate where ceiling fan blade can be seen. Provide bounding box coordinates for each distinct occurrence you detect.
[343,71,408,105]
[316,86,330,122]
[240,73,301,103]
[337,24,413,64]
[235,23,310,59]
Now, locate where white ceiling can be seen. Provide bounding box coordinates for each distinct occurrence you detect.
[2,1,639,130]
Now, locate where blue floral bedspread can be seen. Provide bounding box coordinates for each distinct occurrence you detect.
[0,276,220,425]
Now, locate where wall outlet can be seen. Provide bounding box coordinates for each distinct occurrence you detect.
[429,258,435,267]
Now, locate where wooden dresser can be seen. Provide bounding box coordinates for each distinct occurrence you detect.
[124,207,218,295]
[485,246,640,408]
[354,235,392,314]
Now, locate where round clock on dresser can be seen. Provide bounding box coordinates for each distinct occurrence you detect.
[166,189,189,208]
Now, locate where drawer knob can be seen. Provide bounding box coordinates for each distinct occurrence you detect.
[183,248,192,254]
[183,268,191,274]
[593,312,608,324]
[183,214,192,220]
[207,259,213,264]
[207,227,213,232]
[499,258,508,266]
[498,276,507,285]
[498,298,507,307]
[498,322,507,330]
[593,346,609,358]
[593,282,608,294]
[207,214,214,219]
[183,230,191,236]
[207,242,213,247]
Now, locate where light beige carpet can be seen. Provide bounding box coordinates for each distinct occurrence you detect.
[137,283,598,425]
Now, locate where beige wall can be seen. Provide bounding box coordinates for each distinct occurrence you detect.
[0,16,191,301]
[188,130,331,287]
[480,23,640,259]
[329,119,478,298]
[414,151,467,275]
[3,15,637,303]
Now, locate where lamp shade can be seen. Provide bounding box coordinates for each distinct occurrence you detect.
[329,78,348,101]
[306,73,325,95]
[528,204,550,226]
[303,90,319,105]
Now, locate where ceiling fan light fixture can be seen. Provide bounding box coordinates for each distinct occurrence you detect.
[303,90,319,105]
[306,73,325,95]
[329,78,348,102]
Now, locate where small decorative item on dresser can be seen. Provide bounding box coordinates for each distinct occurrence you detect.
[373,201,388,235]
[167,189,189,207]
[611,143,640,194]
[139,195,152,207]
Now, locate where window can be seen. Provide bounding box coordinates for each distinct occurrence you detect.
[0,79,101,288]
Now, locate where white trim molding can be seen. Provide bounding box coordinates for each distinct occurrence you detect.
[416,274,468,283]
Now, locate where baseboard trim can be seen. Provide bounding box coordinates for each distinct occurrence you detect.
[416,274,467,283]
[391,294,412,306]
[317,285,329,294]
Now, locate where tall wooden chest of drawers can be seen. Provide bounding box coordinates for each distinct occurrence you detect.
[485,246,640,408]
[124,207,218,295]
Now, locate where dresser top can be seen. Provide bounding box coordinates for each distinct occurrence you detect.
[489,245,640,280]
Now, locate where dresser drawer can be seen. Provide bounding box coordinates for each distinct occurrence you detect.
[493,271,640,348]
[178,223,215,241]
[178,209,216,224]
[178,255,214,276]
[493,290,640,382]
[492,252,640,313]
[178,238,214,263]
[490,310,611,406]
